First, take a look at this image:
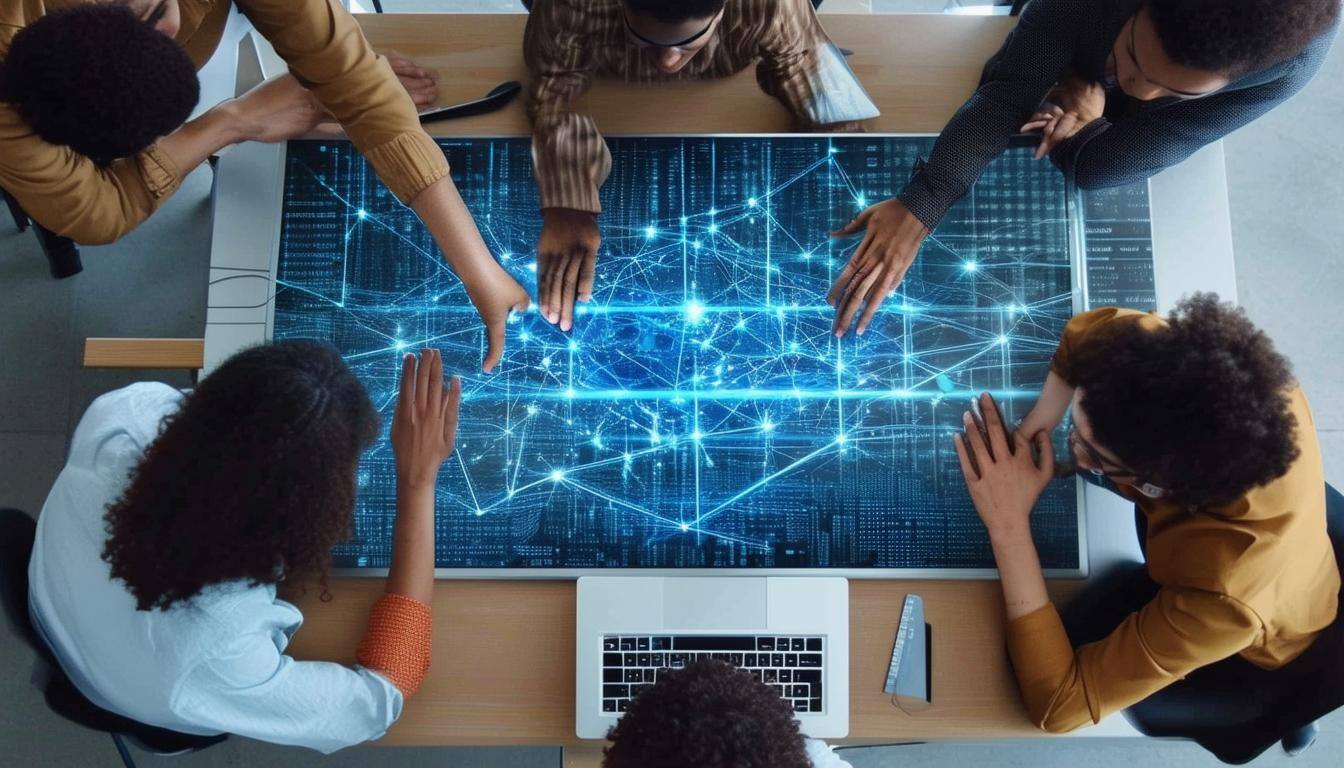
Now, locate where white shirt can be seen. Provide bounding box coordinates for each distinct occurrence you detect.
[806,738,854,767]
[27,382,402,753]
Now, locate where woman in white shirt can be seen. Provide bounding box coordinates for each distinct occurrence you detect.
[28,341,459,753]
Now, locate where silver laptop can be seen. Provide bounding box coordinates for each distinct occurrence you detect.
[576,577,849,739]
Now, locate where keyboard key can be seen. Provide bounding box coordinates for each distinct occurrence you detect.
[603,638,618,651]
[637,637,650,651]
[793,699,809,712]
[674,636,756,651]
[620,638,636,651]
[757,638,775,651]
[745,653,758,667]
[624,669,642,683]
[618,700,630,712]
[624,653,637,667]
[603,699,617,713]
[812,683,823,700]
[799,654,822,667]
[763,670,778,684]
[729,653,743,666]
[652,636,671,650]
[779,670,792,683]
[652,653,665,667]
[795,670,821,683]
[604,684,629,698]
[605,669,624,683]
[637,653,650,666]
[809,699,823,712]
[789,685,808,698]
[603,653,622,667]
[806,638,822,651]
[771,653,784,668]
[776,637,790,649]
[786,653,799,667]
[791,638,805,651]
[772,684,786,698]
[751,669,763,681]
[643,669,656,682]
[670,653,688,667]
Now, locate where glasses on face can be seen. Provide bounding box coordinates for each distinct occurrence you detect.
[1124,17,1215,101]
[1067,424,1135,479]
[622,8,723,53]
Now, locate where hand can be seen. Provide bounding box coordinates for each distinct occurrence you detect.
[1021,75,1105,160]
[827,198,929,337]
[221,74,338,143]
[463,262,531,373]
[392,349,462,490]
[537,208,600,332]
[383,51,439,110]
[953,392,1055,539]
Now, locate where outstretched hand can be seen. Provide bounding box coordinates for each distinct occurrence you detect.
[537,208,600,332]
[953,392,1055,538]
[828,198,929,337]
[463,265,531,374]
[391,349,462,490]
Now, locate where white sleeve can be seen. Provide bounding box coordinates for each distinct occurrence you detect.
[171,632,404,754]
[805,738,855,768]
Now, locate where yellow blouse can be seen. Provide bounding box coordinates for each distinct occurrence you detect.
[1007,307,1340,732]
[0,0,448,244]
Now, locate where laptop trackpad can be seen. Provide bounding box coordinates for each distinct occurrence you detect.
[662,578,768,629]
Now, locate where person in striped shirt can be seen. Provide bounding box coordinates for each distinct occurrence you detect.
[522,0,880,333]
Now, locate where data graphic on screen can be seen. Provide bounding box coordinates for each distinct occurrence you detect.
[274,137,1083,571]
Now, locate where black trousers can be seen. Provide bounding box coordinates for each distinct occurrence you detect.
[1059,486,1344,764]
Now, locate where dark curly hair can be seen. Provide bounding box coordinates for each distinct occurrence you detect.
[1071,294,1299,509]
[0,4,199,165]
[102,341,379,611]
[603,660,811,768]
[623,0,726,24]
[1147,0,1341,76]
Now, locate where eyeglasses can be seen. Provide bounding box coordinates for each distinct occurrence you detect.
[1067,424,1134,478]
[622,7,724,53]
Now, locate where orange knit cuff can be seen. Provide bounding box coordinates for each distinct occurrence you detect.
[356,593,433,697]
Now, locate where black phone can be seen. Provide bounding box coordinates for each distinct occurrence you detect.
[418,81,522,123]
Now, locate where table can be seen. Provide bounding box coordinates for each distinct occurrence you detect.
[190,11,1237,762]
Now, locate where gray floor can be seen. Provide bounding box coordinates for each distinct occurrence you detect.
[3,2,1343,767]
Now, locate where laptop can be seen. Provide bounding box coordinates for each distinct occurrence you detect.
[576,577,849,738]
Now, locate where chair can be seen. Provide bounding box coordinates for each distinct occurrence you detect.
[2,187,83,279]
[1122,484,1344,764]
[0,509,226,768]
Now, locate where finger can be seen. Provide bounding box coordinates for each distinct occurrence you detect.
[415,349,432,412]
[578,250,596,303]
[835,259,885,335]
[443,376,462,447]
[826,230,876,307]
[980,392,1011,459]
[1020,119,1050,133]
[953,433,980,483]
[855,271,898,336]
[830,205,874,238]
[1033,430,1056,479]
[429,348,444,418]
[483,313,506,374]
[546,254,567,325]
[395,352,416,422]
[536,252,555,323]
[963,410,992,468]
[1035,130,1052,161]
[559,250,583,331]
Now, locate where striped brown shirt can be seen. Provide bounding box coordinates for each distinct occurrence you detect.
[523,0,879,213]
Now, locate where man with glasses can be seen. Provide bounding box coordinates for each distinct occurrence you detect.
[952,296,1340,758]
[827,0,1340,339]
[521,0,879,332]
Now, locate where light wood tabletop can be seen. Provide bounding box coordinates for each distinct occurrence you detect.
[272,9,1072,760]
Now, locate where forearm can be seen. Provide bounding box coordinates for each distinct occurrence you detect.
[988,526,1051,621]
[385,482,436,604]
[1020,371,1075,435]
[410,176,504,288]
[155,104,246,179]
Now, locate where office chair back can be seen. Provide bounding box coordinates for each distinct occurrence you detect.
[0,508,226,764]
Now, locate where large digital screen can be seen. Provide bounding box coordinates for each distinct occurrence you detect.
[274,136,1082,572]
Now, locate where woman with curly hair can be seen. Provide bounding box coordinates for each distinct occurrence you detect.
[27,341,460,753]
[603,659,851,768]
[954,294,1340,761]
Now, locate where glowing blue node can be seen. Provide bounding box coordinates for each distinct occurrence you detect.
[963,260,979,272]
[998,334,1009,345]
[501,252,512,261]
[691,429,703,442]
[680,216,688,225]
[708,207,717,216]
[565,387,577,399]
[748,197,758,207]
[394,340,408,351]
[829,146,839,153]
[356,208,367,219]
[568,340,579,352]
[623,452,632,462]
[761,419,775,433]
[789,342,800,352]
[856,196,866,208]
[685,300,706,323]
[679,523,690,532]
[528,262,538,272]
[525,404,538,416]
[550,469,565,482]
[520,332,531,342]
[707,224,718,233]
[645,226,656,238]
[475,509,486,516]
[836,433,848,445]
[735,319,746,330]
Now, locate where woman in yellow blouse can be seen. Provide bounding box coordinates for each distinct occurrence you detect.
[0,0,527,371]
[955,294,1341,762]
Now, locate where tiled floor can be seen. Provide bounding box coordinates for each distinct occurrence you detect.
[1,1,1341,766]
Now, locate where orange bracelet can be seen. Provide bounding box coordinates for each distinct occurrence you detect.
[356,593,433,697]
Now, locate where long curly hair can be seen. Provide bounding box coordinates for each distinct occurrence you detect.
[0,4,199,165]
[603,660,811,768]
[1071,294,1299,509]
[102,341,379,611]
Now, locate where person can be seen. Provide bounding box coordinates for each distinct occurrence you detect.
[952,295,1340,757]
[27,342,461,752]
[828,0,1341,338]
[522,0,879,332]
[0,1,527,371]
[602,659,852,768]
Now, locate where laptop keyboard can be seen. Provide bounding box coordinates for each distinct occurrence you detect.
[600,634,824,714]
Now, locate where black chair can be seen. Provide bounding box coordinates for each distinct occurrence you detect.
[0,509,227,767]
[1122,484,1344,764]
[2,188,83,279]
